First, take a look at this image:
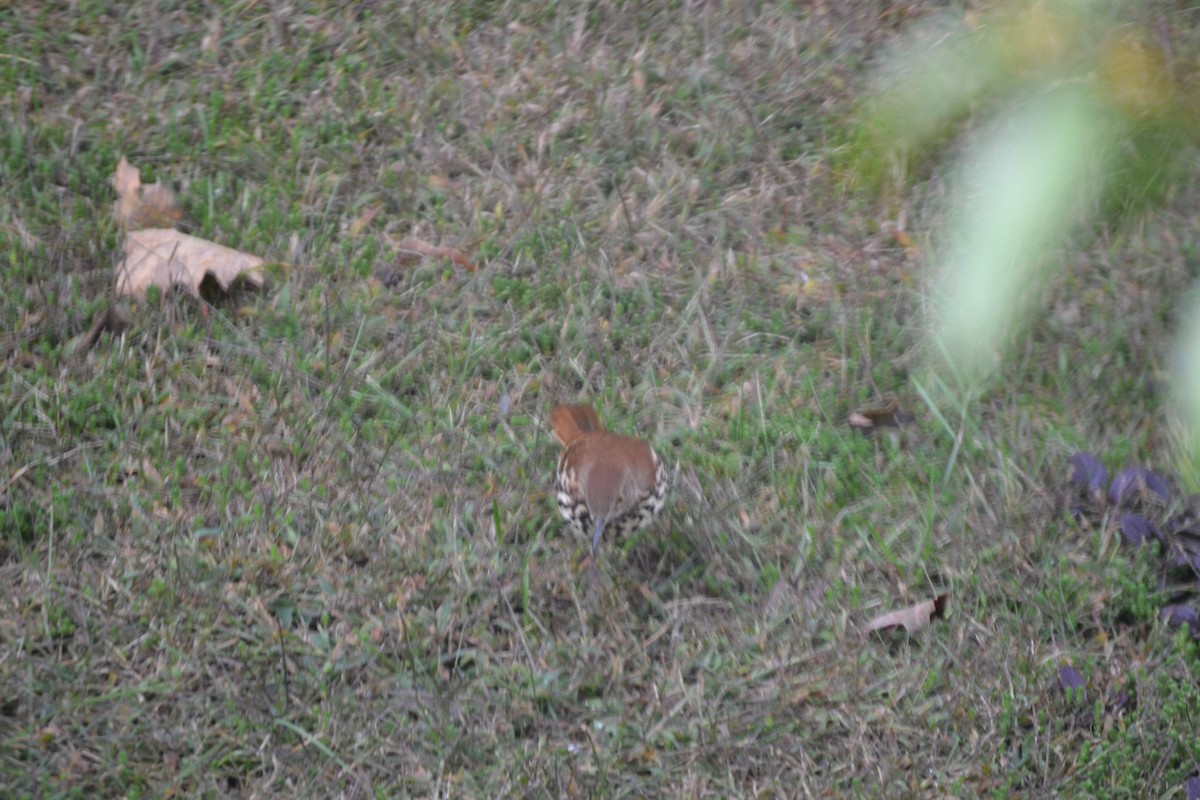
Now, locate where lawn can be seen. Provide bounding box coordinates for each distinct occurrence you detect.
[3,1,1200,797]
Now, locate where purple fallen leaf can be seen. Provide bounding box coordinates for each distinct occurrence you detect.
[1161,605,1200,638]
[1120,513,1164,547]
[1187,775,1200,800]
[1069,452,1108,494]
[1108,466,1171,508]
[1057,665,1086,703]
[1144,470,1172,500]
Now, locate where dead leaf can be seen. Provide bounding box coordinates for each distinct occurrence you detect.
[140,457,164,487]
[201,16,222,58]
[393,236,477,272]
[348,204,382,236]
[864,594,948,635]
[892,228,920,257]
[111,157,183,230]
[115,229,265,299]
[849,394,916,435]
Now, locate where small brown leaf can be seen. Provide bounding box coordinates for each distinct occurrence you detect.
[348,204,382,236]
[394,236,477,272]
[140,458,163,487]
[115,229,265,299]
[892,227,920,257]
[849,394,915,434]
[200,16,222,58]
[111,157,183,230]
[865,593,948,635]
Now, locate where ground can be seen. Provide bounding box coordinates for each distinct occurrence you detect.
[2,1,1200,797]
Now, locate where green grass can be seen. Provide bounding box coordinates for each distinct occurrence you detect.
[2,1,1200,797]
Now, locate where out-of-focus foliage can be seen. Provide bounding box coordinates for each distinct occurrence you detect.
[847,1,1196,204]
[845,0,1200,444]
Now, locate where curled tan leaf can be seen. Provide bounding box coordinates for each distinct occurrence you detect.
[111,157,182,230]
[848,412,873,429]
[864,593,948,635]
[115,229,264,299]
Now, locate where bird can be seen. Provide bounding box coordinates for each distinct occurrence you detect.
[549,403,668,552]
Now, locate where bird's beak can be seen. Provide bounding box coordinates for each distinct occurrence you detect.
[592,516,605,553]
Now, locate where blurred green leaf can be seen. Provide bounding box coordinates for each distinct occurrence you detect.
[936,86,1115,381]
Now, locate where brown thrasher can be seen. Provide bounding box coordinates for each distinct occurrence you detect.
[550,404,668,552]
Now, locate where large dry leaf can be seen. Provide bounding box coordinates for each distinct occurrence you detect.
[864,594,948,635]
[111,157,182,230]
[116,229,264,299]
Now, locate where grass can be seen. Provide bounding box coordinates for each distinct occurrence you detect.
[2,1,1200,797]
